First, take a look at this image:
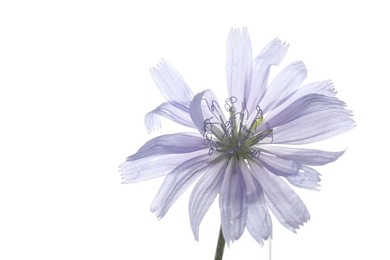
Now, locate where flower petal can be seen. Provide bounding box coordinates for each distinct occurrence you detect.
[189,159,226,240]
[239,160,272,245]
[150,60,194,109]
[252,150,321,190]
[262,146,345,166]
[260,61,307,113]
[127,133,206,160]
[120,150,204,183]
[285,165,321,190]
[226,28,252,106]
[264,80,336,123]
[189,90,208,135]
[247,38,289,114]
[249,158,310,232]
[219,158,247,245]
[270,94,355,144]
[246,194,272,245]
[190,90,226,135]
[270,94,348,126]
[144,102,195,133]
[258,152,300,176]
[151,154,211,219]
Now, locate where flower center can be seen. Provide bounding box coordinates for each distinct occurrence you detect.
[202,97,273,158]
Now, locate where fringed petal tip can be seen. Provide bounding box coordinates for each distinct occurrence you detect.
[251,233,271,247]
[144,110,162,133]
[322,80,337,95]
[277,211,311,234]
[261,37,289,61]
[272,37,289,48]
[119,163,138,184]
[293,215,311,233]
[229,27,249,34]
[120,175,133,184]
[192,234,200,242]
[150,207,164,220]
[119,160,147,184]
[149,59,194,108]
[149,59,171,78]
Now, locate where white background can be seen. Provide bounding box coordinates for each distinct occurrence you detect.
[1,1,388,259]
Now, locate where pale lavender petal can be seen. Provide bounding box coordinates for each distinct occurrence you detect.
[189,159,226,240]
[120,150,204,183]
[144,102,195,133]
[189,90,209,135]
[272,110,354,144]
[270,94,355,144]
[247,38,289,114]
[258,152,300,176]
[252,148,322,190]
[264,80,336,123]
[239,160,272,245]
[238,159,258,202]
[285,165,321,190]
[246,195,272,245]
[269,94,348,126]
[254,151,321,190]
[219,158,247,245]
[150,60,194,109]
[128,133,206,160]
[151,154,211,219]
[226,28,252,106]
[250,159,310,232]
[262,146,345,166]
[260,61,307,113]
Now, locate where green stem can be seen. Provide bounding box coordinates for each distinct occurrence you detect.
[214,226,225,260]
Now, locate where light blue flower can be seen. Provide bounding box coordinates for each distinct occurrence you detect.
[120,28,355,245]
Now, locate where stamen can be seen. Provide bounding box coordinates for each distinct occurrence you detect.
[208,142,218,155]
[248,106,264,132]
[211,100,220,112]
[226,96,237,105]
[251,149,262,158]
[203,117,213,132]
[203,98,225,122]
[220,120,231,138]
[240,125,254,142]
[203,131,213,146]
[241,108,250,121]
[241,97,247,110]
[265,123,274,143]
[252,123,273,144]
[202,96,274,157]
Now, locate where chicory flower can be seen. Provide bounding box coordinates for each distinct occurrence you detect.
[120,28,354,245]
